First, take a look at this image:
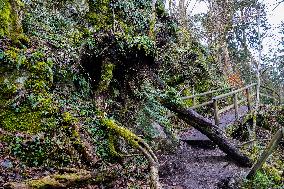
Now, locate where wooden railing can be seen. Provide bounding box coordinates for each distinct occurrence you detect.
[212,83,256,125]
[181,83,281,126]
[181,87,231,110]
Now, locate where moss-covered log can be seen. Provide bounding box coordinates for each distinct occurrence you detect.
[4,169,93,189]
[161,100,253,167]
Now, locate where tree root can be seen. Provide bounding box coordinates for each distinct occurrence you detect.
[71,124,100,166]
[100,117,161,189]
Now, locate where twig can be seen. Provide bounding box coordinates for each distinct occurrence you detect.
[272,0,284,11]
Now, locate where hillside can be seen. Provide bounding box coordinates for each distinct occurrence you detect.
[0,0,283,188]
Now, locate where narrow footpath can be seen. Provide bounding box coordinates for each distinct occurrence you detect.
[159,106,250,189]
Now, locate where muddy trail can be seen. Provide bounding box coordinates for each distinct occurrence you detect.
[159,106,250,189]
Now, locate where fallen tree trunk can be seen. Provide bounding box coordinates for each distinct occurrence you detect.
[162,100,253,167]
[4,169,93,189]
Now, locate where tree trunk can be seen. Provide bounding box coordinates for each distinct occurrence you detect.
[161,100,253,167]
[246,128,283,179]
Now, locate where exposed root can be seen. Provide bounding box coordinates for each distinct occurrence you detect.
[72,124,100,166]
[100,117,161,189]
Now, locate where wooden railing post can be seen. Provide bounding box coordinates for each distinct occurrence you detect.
[213,98,219,126]
[192,87,196,106]
[234,93,239,120]
[246,88,251,113]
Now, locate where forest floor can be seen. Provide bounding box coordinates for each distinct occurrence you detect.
[159,106,250,189]
[0,106,255,188]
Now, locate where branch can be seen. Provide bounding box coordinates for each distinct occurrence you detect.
[272,0,284,11]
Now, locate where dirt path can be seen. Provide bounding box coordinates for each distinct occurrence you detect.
[159,106,250,189]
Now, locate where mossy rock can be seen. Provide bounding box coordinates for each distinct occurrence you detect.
[0,110,43,133]
[0,0,23,40]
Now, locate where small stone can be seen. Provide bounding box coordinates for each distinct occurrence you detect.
[1,159,13,169]
[0,176,4,183]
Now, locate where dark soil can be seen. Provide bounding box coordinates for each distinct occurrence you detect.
[159,142,249,189]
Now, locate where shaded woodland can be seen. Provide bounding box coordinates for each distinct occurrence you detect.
[0,0,283,188]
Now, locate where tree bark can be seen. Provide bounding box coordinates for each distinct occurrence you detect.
[161,100,253,167]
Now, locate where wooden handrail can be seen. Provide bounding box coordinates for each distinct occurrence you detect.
[212,83,256,125]
[181,82,279,126]
[213,83,257,100]
[181,87,231,100]
[189,100,213,109]
[219,98,246,114]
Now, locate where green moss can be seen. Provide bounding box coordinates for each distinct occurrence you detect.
[108,133,122,158]
[26,171,92,188]
[0,0,12,37]
[62,112,78,125]
[28,178,63,188]
[0,78,17,96]
[25,60,54,93]
[243,167,283,189]
[0,0,23,39]
[0,48,56,133]
[87,0,113,30]
[97,61,115,93]
[101,118,142,148]
[0,110,43,133]
[0,133,14,143]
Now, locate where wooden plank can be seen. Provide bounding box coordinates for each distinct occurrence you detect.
[218,98,246,114]
[181,87,231,100]
[213,99,219,126]
[213,83,257,100]
[234,93,239,120]
[189,100,213,109]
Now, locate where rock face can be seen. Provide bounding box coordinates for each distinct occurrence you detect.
[152,121,167,139]
[151,122,178,153]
